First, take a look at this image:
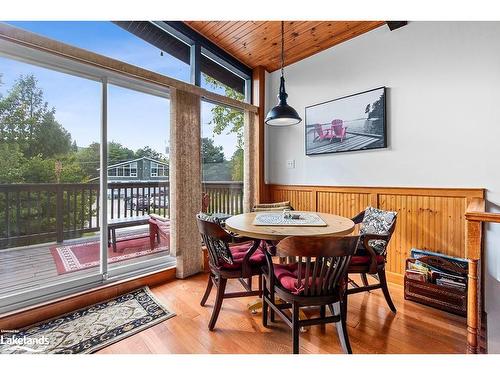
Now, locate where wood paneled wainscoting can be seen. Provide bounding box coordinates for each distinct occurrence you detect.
[268,184,484,284]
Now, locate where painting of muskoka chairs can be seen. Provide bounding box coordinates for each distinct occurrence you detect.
[305,87,387,155]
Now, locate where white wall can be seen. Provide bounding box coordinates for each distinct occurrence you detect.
[266,21,500,352]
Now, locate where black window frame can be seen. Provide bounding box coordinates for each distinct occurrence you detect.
[114,21,252,102]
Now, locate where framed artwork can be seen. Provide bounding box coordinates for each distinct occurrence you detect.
[305,86,387,155]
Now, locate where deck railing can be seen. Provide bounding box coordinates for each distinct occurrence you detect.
[0,181,243,249]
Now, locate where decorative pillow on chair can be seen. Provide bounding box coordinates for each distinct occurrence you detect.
[359,207,397,254]
[197,212,222,224]
[360,207,397,235]
[197,212,233,264]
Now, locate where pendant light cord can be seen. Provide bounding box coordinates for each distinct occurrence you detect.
[281,21,285,78]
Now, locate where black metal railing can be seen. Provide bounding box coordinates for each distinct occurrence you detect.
[0,181,243,249]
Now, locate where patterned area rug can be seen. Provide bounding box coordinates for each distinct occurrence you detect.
[50,234,168,275]
[0,287,175,354]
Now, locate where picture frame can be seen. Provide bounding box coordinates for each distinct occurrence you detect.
[305,86,387,156]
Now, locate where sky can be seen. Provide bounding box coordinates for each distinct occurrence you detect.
[0,21,240,159]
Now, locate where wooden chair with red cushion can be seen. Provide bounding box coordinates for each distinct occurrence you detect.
[262,235,360,354]
[148,213,170,250]
[196,213,265,331]
[347,207,398,312]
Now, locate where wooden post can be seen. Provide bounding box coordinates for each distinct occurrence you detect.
[243,110,258,213]
[252,66,267,203]
[56,185,64,243]
[467,258,479,353]
[170,88,202,279]
[465,216,482,354]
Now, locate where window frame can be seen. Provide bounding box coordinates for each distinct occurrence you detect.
[152,21,252,102]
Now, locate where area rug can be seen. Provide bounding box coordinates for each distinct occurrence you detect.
[50,234,169,275]
[0,287,175,354]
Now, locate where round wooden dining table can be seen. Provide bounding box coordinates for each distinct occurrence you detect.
[225,211,355,241]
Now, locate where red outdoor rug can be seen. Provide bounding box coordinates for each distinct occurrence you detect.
[50,234,169,275]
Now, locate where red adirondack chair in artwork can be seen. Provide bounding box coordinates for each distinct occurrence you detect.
[331,119,347,142]
[313,123,335,142]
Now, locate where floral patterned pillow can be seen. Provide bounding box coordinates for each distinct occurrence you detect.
[360,207,397,236]
[359,207,396,254]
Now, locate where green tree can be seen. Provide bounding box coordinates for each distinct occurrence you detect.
[75,142,100,179]
[201,137,224,164]
[0,74,72,159]
[135,146,165,161]
[203,75,245,181]
[0,143,25,183]
[230,148,243,182]
[108,141,135,165]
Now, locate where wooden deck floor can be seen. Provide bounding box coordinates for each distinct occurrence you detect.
[0,228,172,297]
[307,132,382,154]
[98,273,467,354]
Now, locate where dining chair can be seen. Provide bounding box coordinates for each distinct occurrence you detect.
[196,213,265,331]
[262,235,360,354]
[347,207,398,312]
[148,213,170,250]
[252,201,293,212]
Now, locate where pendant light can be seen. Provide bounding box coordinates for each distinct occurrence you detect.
[265,21,302,126]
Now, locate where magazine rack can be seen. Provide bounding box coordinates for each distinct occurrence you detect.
[404,256,467,316]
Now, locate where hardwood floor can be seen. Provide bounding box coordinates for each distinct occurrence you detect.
[97,273,467,354]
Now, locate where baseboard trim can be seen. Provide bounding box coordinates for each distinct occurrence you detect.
[0,267,176,330]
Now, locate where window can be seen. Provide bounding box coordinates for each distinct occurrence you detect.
[6,21,191,83]
[0,30,175,313]
[0,55,103,309]
[5,21,252,101]
[201,100,244,215]
[130,162,138,177]
[201,53,247,101]
[151,162,167,177]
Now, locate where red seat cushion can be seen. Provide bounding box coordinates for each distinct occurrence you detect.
[273,262,347,296]
[274,262,328,295]
[349,254,386,266]
[220,242,266,270]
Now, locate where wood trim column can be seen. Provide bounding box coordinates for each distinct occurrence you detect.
[170,88,202,278]
[465,217,483,354]
[252,66,267,203]
[243,110,258,212]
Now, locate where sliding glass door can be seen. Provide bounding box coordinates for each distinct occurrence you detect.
[0,54,173,314]
[106,84,174,276]
[0,56,105,311]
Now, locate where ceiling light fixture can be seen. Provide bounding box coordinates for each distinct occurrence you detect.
[265,21,302,126]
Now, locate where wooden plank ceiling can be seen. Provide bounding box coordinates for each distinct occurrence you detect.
[184,21,385,72]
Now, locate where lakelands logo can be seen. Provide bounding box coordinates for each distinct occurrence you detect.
[0,332,49,353]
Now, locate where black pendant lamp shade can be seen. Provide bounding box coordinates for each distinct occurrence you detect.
[265,22,302,126]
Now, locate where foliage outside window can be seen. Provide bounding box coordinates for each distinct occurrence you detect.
[202,74,244,182]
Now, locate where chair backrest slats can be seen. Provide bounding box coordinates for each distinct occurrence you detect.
[304,258,311,296]
[318,257,329,294]
[276,235,359,297]
[310,257,320,295]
